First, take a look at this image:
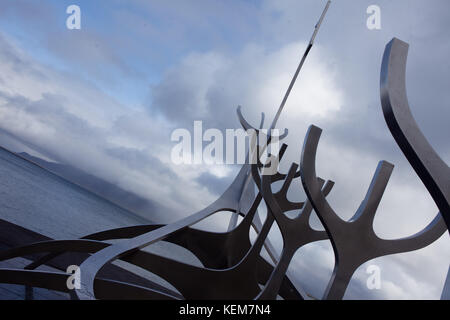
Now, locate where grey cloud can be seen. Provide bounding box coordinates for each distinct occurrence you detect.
[0,34,224,223]
[196,170,235,196]
[105,146,177,179]
[0,0,448,299]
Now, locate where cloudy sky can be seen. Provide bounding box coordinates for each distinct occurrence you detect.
[0,0,448,299]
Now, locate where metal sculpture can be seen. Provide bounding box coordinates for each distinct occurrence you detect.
[0,3,448,300]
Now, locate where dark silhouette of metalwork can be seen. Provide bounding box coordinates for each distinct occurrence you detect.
[0,3,448,299]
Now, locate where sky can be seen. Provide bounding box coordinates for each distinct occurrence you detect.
[0,0,448,299]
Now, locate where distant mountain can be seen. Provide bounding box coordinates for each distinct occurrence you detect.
[17,152,161,221]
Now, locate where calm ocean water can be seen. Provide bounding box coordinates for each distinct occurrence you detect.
[0,147,151,239]
[0,147,201,299]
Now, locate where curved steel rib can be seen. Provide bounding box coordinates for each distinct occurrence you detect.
[300,125,447,300]
[380,37,450,231]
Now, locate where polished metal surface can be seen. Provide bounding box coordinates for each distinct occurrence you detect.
[380,37,450,231]
[380,37,450,300]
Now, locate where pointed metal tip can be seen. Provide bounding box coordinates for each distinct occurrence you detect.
[310,0,332,45]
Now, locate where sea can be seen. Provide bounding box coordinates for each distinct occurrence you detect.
[0,147,151,240]
[0,147,199,299]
